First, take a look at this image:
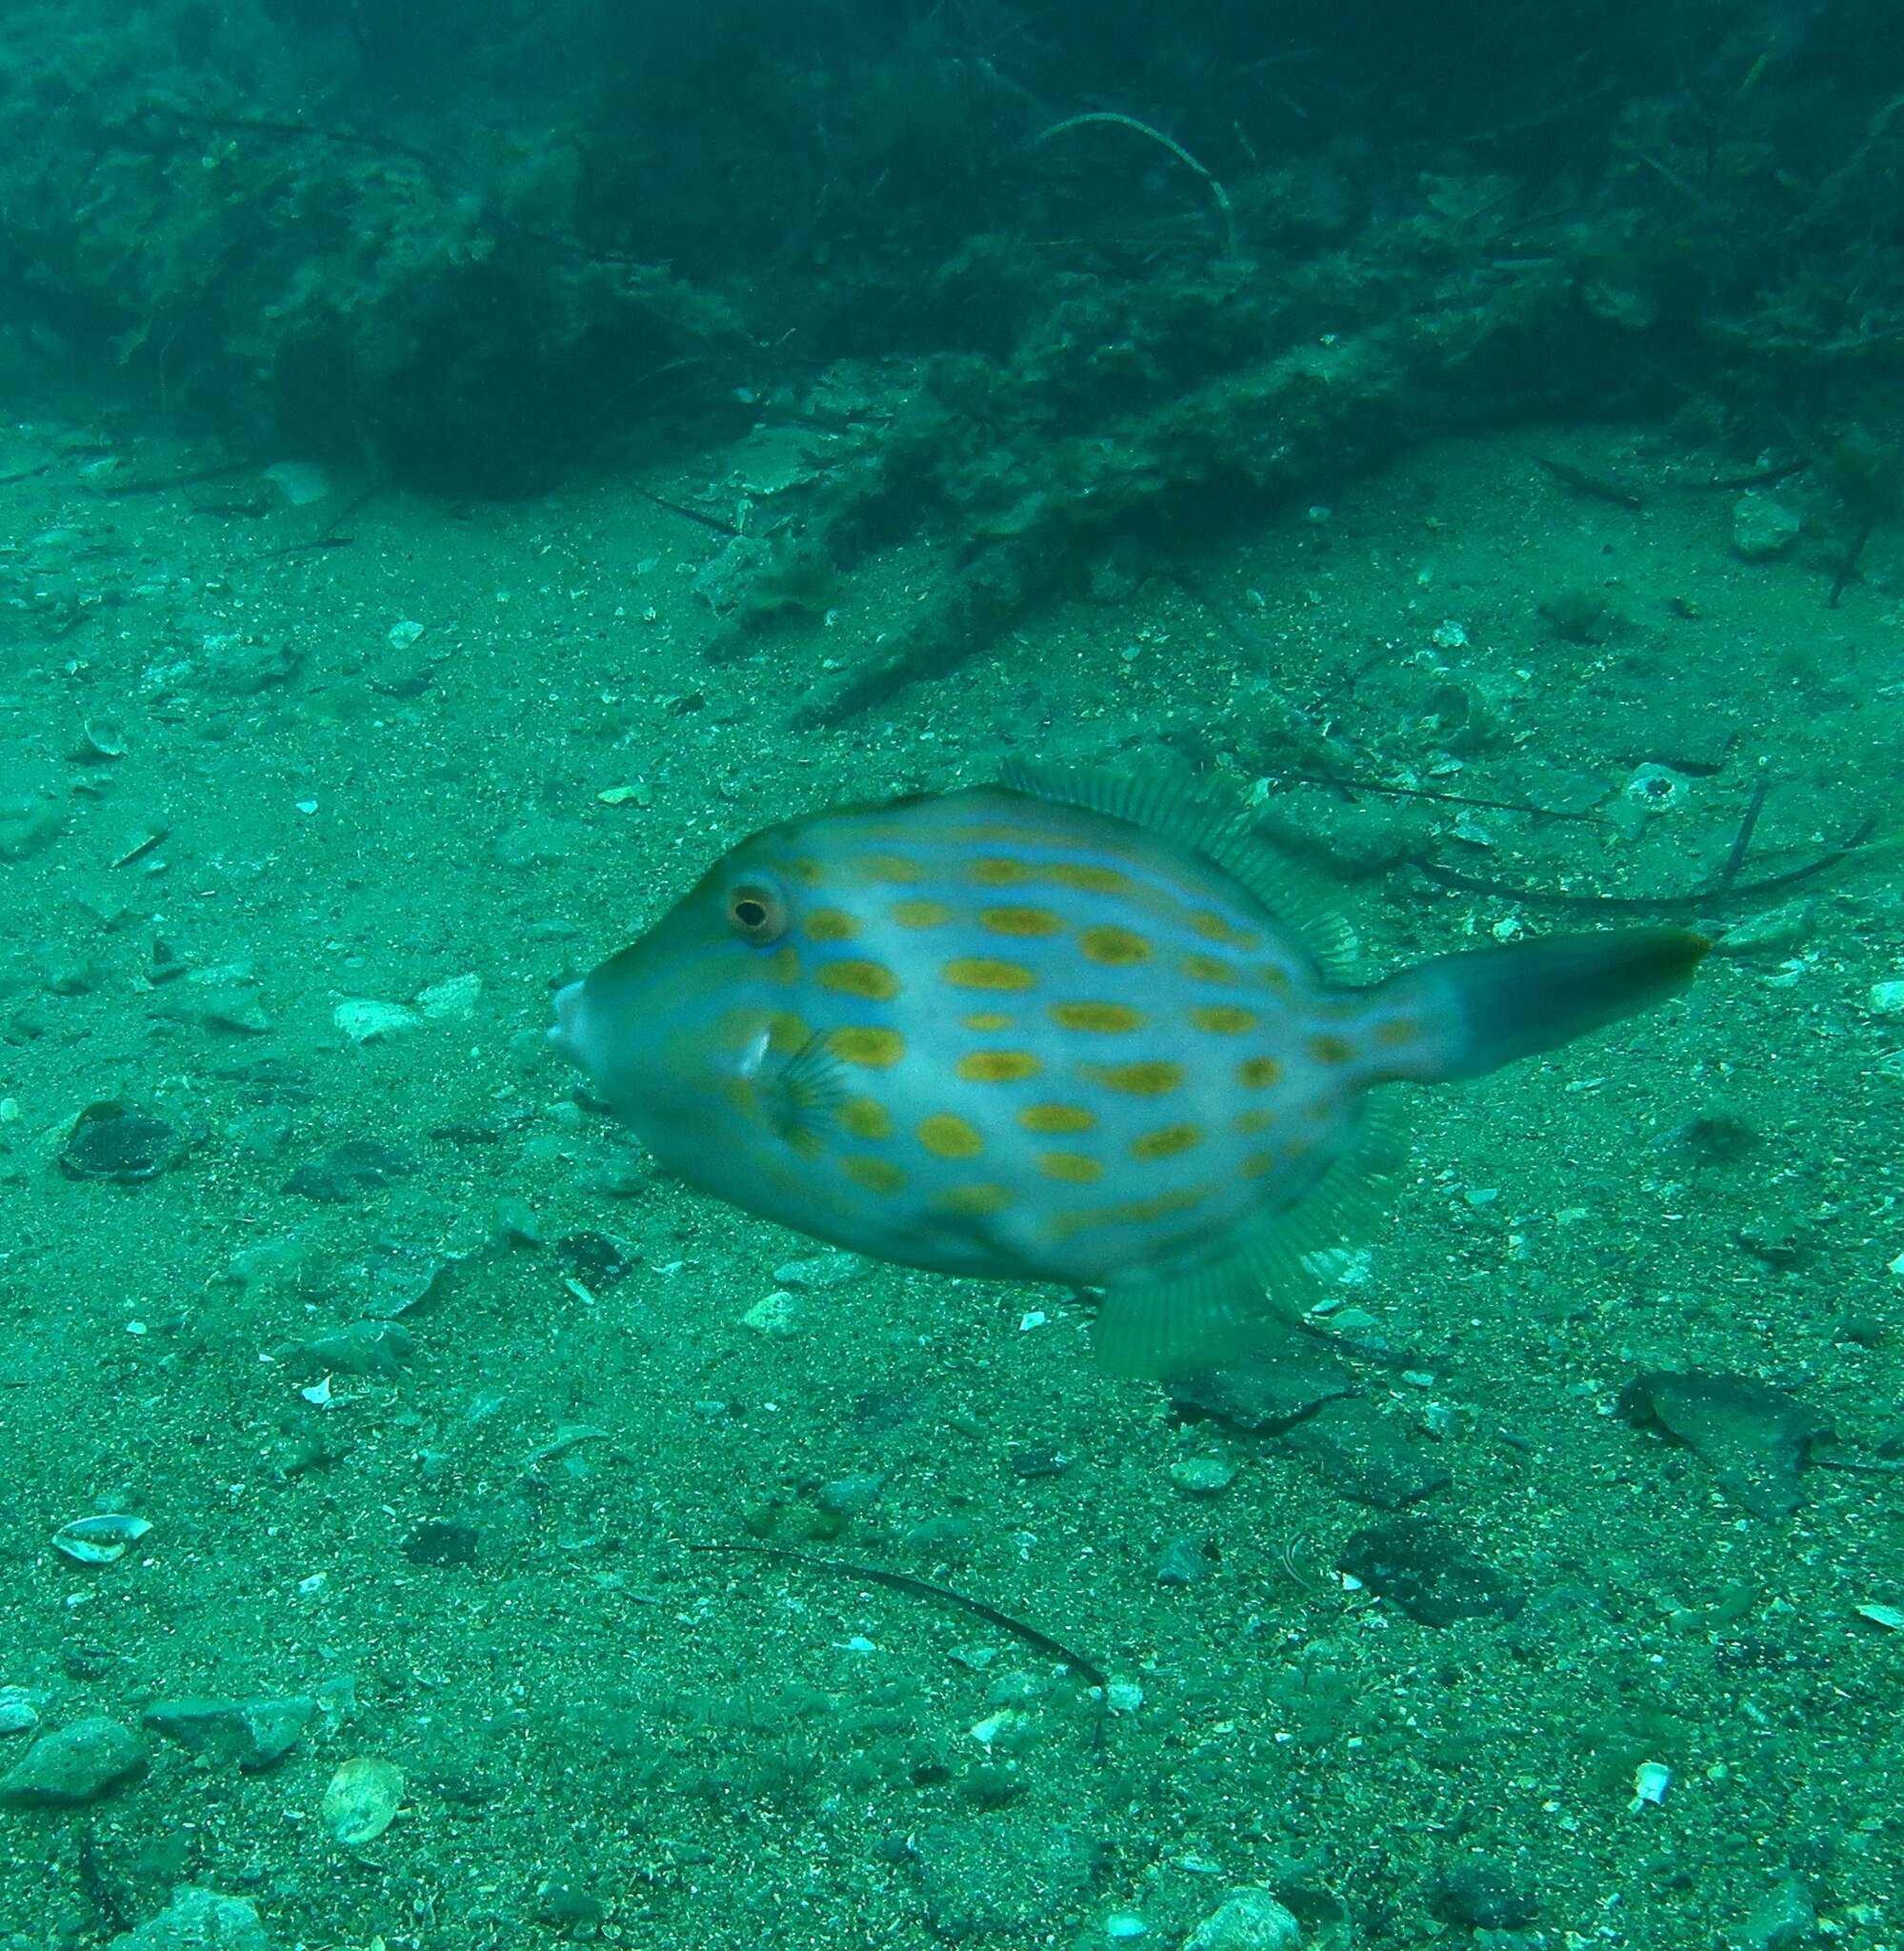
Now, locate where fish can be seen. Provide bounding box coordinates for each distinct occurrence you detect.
[549,762,1708,1378]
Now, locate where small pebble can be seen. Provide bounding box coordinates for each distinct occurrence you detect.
[1186,1887,1303,1951]
[0,1688,40,1737]
[772,1251,871,1291]
[1156,1535,1212,1586]
[1170,1456,1236,1496]
[1867,979,1904,1018]
[0,1716,147,1807]
[1731,493,1801,561]
[740,1290,801,1337]
[321,1755,405,1845]
[333,998,420,1044]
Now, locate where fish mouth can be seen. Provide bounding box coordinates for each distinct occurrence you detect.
[548,979,587,1063]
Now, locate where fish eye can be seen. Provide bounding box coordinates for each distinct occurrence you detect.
[726,881,788,946]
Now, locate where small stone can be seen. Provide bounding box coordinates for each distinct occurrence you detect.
[1166,1340,1355,1432]
[1156,1535,1212,1586]
[1185,1887,1303,1951]
[1728,1875,1817,1951]
[106,1884,271,1951]
[740,1290,801,1337]
[1429,1860,1540,1931]
[387,619,425,651]
[296,1320,413,1378]
[1279,1397,1452,1509]
[143,1696,315,1772]
[1710,901,1815,958]
[321,1755,405,1846]
[1170,1456,1236,1496]
[52,1514,152,1564]
[910,1820,1102,1941]
[1731,493,1802,561]
[1620,1369,1830,1518]
[285,1138,417,1203]
[0,1688,40,1737]
[332,998,420,1045]
[416,973,481,1022]
[0,1716,147,1806]
[403,1519,481,1567]
[58,1101,181,1183]
[1867,979,1904,1018]
[772,1251,872,1291]
[1338,1517,1524,1626]
[816,1472,885,1515]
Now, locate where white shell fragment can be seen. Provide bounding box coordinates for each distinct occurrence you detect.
[321,1755,405,1845]
[1629,1760,1672,1811]
[1854,1602,1904,1630]
[52,1514,152,1565]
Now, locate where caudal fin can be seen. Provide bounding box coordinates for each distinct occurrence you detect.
[1370,928,1709,1084]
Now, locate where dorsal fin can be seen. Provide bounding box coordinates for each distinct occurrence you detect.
[996,756,1361,979]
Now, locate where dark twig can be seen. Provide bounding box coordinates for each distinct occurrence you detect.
[1685,459,1811,493]
[1828,514,1874,608]
[1289,771,1604,823]
[689,1541,1110,1693]
[1719,773,1771,887]
[632,486,744,537]
[1406,815,1875,915]
[1534,453,1645,510]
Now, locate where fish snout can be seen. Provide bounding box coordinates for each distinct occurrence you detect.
[548,979,588,1064]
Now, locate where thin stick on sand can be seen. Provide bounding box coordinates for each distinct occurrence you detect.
[1034,111,1237,258]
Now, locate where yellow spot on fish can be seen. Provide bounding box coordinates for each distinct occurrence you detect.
[1041,1151,1103,1183]
[1282,1137,1313,1161]
[934,1182,1015,1216]
[765,946,801,984]
[1259,965,1295,996]
[861,852,923,884]
[1308,1033,1356,1065]
[1233,1107,1276,1135]
[956,1050,1041,1083]
[1237,1056,1284,1088]
[1051,1001,1144,1033]
[832,1026,905,1067]
[1240,1150,1275,1178]
[1305,1094,1336,1121]
[1374,1016,1421,1047]
[944,956,1036,991]
[1052,1185,1210,1240]
[1180,952,1238,984]
[1132,1122,1202,1160]
[1021,1102,1096,1134]
[918,1113,985,1158]
[1190,909,1261,950]
[981,904,1064,937]
[1079,1059,1183,1096]
[821,958,901,1001]
[1190,1004,1257,1035]
[1080,924,1151,966]
[803,907,859,942]
[892,899,953,929]
[843,1156,907,1195]
[1046,862,1131,894]
[964,1010,1015,1032]
[789,856,824,885]
[841,1096,893,1140]
[969,855,1033,886]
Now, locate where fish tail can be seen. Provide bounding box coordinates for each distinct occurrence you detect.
[1364,928,1710,1084]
